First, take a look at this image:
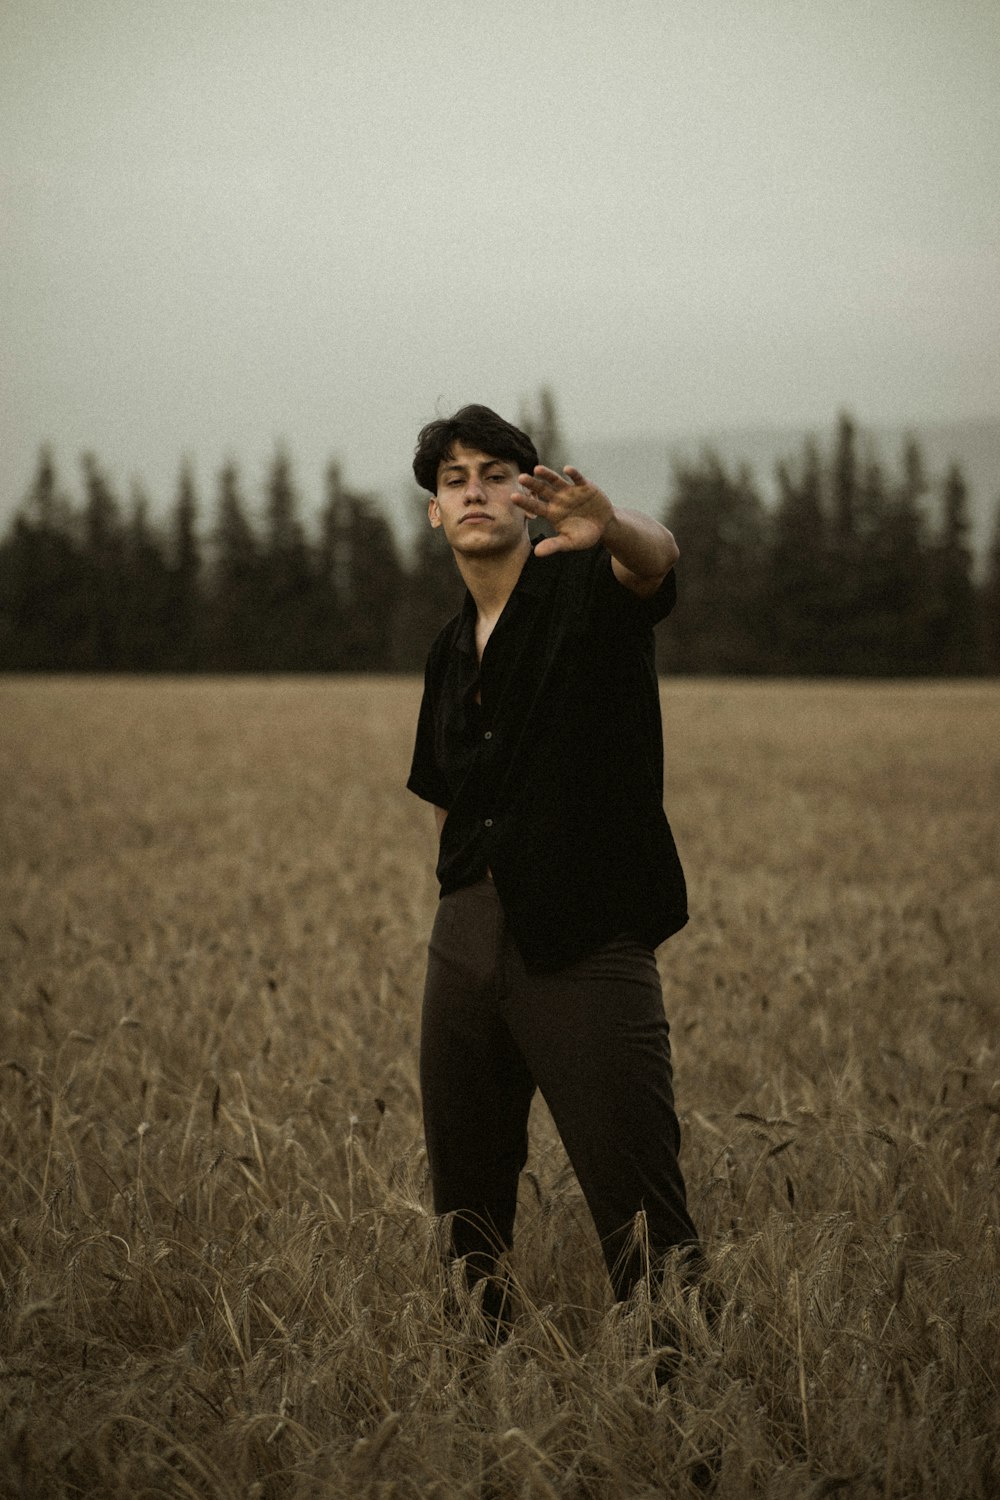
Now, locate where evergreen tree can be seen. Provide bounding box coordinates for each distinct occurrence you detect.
[126,482,155,555]
[928,462,981,673]
[79,453,126,668]
[900,434,928,516]
[395,495,465,670]
[121,481,172,669]
[210,461,259,670]
[0,448,84,669]
[265,448,306,561]
[171,463,200,578]
[982,496,1000,674]
[315,461,353,670]
[767,438,830,673]
[844,447,895,673]
[519,385,567,472]
[320,462,352,610]
[258,447,311,669]
[821,412,865,671]
[874,435,933,674]
[348,497,405,669]
[831,410,858,549]
[23,445,69,533]
[165,460,202,669]
[319,464,404,670]
[768,426,938,677]
[814,415,933,675]
[662,452,768,673]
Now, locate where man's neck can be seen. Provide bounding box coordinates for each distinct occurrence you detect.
[454,535,533,626]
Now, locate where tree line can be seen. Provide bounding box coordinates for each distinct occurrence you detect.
[1,411,998,675]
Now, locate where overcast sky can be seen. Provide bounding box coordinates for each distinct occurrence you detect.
[2,0,998,529]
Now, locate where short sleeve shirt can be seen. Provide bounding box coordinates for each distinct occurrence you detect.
[407,543,688,971]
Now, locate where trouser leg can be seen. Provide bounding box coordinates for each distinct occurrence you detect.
[419,884,535,1327]
[500,930,701,1302]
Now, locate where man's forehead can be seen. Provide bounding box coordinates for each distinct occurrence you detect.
[438,445,513,474]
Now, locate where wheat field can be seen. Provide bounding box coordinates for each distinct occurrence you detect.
[1,675,998,1499]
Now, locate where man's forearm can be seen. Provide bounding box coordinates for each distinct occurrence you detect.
[603,508,680,588]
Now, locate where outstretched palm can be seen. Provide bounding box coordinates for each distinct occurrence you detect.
[514,465,614,557]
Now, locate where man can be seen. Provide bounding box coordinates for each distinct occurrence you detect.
[407,404,700,1331]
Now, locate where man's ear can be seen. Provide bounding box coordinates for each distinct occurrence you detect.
[428,497,442,529]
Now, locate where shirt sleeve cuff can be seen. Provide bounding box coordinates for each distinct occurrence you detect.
[406,773,450,808]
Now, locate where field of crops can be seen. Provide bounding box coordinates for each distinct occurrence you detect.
[1,675,998,1498]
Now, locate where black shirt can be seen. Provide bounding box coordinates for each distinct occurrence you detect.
[407,542,688,970]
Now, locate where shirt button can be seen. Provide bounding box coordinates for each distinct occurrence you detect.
[484,818,494,828]
[484,731,492,740]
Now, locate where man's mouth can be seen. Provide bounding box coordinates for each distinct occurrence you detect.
[460,512,492,523]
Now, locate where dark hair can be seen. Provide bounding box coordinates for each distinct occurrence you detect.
[412,404,539,495]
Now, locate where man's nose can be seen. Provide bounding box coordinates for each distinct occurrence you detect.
[463,478,485,502]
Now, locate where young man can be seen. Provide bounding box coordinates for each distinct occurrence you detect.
[407,404,700,1329]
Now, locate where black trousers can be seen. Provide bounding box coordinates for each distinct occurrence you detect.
[420,880,700,1318]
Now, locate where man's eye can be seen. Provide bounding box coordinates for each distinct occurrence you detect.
[487,473,506,483]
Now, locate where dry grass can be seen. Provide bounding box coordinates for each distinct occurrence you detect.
[1,675,998,1498]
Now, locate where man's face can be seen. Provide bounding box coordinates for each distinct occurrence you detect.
[428,444,529,557]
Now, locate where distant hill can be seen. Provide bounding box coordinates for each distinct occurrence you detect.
[571,416,1000,571]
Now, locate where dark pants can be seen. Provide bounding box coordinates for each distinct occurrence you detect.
[420,880,700,1322]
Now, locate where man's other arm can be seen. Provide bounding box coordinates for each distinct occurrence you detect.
[602,506,679,598]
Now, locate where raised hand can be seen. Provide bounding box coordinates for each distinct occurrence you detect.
[514,465,615,557]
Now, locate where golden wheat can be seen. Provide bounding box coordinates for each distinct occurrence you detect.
[1,676,998,1497]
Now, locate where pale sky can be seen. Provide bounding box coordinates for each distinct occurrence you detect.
[2,0,998,532]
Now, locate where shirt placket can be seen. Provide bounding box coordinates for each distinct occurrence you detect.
[476,610,505,841]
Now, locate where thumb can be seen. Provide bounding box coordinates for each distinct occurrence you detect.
[532,533,574,558]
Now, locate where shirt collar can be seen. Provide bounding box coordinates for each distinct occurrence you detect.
[515,541,554,596]
[455,541,549,655]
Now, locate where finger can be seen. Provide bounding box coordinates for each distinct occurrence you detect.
[562,465,587,485]
[517,475,551,503]
[530,465,570,488]
[518,473,544,495]
[532,533,575,558]
[512,490,545,516]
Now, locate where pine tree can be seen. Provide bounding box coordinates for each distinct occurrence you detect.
[166,460,202,669]
[982,496,1000,673]
[82,453,121,560]
[0,448,85,668]
[929,462,981,673]
[349,497,405,669]
[831,411,858,549]
[875,435,932,673]
[315,461,352,669]
[822,412,864,672]
[321,462,353,613]
[845,447,894,673]
[210,461,259,670]
[519,386,567,472]
[214,462,257,580]
[259,447,310,669]
[395,494,465,670]
[79,453,126,668]
[662,452,768,673]
[23,445,65,532]
[768,438,829,673]
[122,481,171,669]
[319,465,404,670]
